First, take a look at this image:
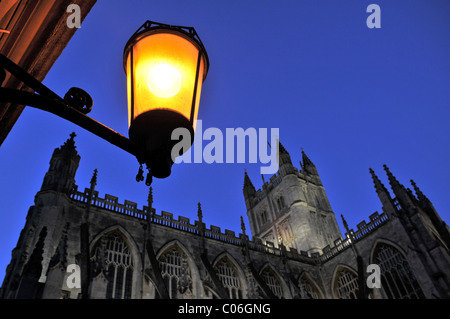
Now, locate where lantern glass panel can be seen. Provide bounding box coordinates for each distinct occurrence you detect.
[125,32,206,131]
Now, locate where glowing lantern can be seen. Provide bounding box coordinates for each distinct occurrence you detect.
[123,21,209,178]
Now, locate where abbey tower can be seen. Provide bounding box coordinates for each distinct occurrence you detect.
[244,142,341,254]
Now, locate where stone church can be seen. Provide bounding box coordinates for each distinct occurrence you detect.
[1,133,450,299]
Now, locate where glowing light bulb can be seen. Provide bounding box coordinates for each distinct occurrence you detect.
[147,64,181,98]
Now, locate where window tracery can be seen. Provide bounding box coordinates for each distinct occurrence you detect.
[91,232,133,299]
[334,268,359,299]
[214,258,242,299]
[373,244,425,299]
[260,267,283,298]
[298,274,321,299]
[158,246,193,299]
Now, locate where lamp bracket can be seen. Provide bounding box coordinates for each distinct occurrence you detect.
[0,53,152,184]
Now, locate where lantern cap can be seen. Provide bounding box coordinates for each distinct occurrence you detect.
[123,20,209,79]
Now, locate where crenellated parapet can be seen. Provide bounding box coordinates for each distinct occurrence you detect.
[70,185,147,220]
[69,185,391,266]
[319,211,390,262]
[69,184,320,264]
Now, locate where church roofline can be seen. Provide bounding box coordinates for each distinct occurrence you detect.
[68,182,391,266]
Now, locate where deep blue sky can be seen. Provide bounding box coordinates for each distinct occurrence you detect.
[0,1,449,283]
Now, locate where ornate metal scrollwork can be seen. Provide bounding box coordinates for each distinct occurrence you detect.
[64,87,93,114]
[136,164,145,182]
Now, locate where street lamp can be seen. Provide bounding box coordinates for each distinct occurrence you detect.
[0,20,209,186]
[123,21,209,181]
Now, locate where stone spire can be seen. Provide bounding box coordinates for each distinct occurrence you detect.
[147,186,154,215]
[383,164,401,189]
[240,216,246,237]
[61,132,77,155]
[243,171,256,199]
[197,202,203,223]
[370,168,397,217]
[41,132,80,194]
[301,149,318,176]
[410,179,427,202]
[383,164,414,210]
[341,214,350,234]
[275,140,297,177]
[410,180,450,248]
[90,168,98,190]
[278,141,292,166]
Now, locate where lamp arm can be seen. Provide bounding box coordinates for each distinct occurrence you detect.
[0,53,154,184]
[1,87,141,156]
[0,52,146,164]
[0,54,65,104]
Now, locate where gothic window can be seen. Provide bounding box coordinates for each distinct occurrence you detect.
[91,232,134,299]
[316,195,322,209]
[298,274,321,299]
[277,217,294,247]
[310,211,326,237]
[214,258,242,299]
[158,247,193,299]
[280,196,285,209]
[259,210,268,226]
[272,199,278,213]
[276,196,286,211]
[260,267,283,298]
[373,244,425,299]
[334,268,359,299]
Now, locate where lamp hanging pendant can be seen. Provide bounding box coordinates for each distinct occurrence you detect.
[124,20,209,179]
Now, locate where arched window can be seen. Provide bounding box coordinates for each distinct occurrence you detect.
[373,243,425,299]
[298,274,321,299]
[91,232,133,299]
[260,210,268,226]
[214,258,242,299]
[334,268,359,299]
[279,196,285,209]
[260,267,283,298]
[272,199,278,213]
[158,247,193,299]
